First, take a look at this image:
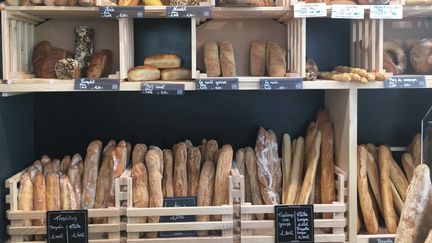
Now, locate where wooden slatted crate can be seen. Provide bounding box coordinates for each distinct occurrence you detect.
[5,168,127,243]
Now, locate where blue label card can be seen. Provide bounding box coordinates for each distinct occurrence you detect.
[100,6,145,18]
[259,78,303,90]
[74,78,120,91]
[47,210,88,243]
[196,78,239,90]
[384,75,426,88]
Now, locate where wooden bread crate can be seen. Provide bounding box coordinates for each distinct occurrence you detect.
[5,167,127,243]
[122,167,240,243]
[240,166,348,243]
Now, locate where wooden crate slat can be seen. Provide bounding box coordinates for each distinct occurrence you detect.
[242,233,346,242]
[240,203,345,214]
[241,218,345,229]
[7,208,120,220]
[8,223,119,235]
[127,221,233,232]
[126,236,234,243]
[127,206,233,217]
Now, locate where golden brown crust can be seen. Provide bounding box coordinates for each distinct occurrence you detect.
[389,155,409,201]
[402,153,415,182]
[144,54,181,69]
[197,161,215,236]
[18,172,33,227]
[187,147,201,197]
[219,42,236,77]
[61,155,71,173]
[128,65,161,81]
[46,172,60,210]
[286,137,304,204]
[87,49,111,79]
[212,145,233,220]
[41,47,72,78]
[244,147,264,220]
[320,123,335,218]
[162,149,174,197]
[132,162,149,223]
[68,164,82,209]
[205,140,218,164]
[132,144,147,166]
[281,134,291,204]
[379,145,397,234]
[94,145,115,210]
[33,172,46,226]
[145,149,163,237]
[107,141,127,207]
[161,68,191,81]
[408,133,421,166]
[174,142,188,197]
[236,148,251,203]
[82,140,103,209]
[32,41,51,78]
[204,42,221,77]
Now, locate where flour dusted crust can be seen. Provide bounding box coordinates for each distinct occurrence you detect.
[128,65,161,81]
[81,140,102,209]
[174,142,188,197]
[163,149,174,197]
[187,147,201,197]
[197,161,215,236]
[144,54,181,69]
[379,145,397,233]
[145,149,163,238]
[212,145,233,221]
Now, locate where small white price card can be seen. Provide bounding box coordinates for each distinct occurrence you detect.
[331,4,364,19]
[294,3,327,18]
[370,5,403,19]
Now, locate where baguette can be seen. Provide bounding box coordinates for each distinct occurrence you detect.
[184,139,193,148]
[365,143,378,162]
[132,144,147,166]
[150,145,164,176]
[71,153,83,173]
[60,175,78,210]
[197,161,215,236]
[402,153,415,182]
[18,172,33,227]
[244,147,264,220]
[396,164,432,243]
[390,181,404,216]
[60,155,71,173]
[316,109,331,129]
[145,149,163,238]
[389,155,409,201]
[212,145,233,221]
[205,140,218,163]
[320,123,335,219]
[132,161,149,223]
[365,148,383,215]
[68,163,82,209]
[174,142,188,197]
[357,145,379,234]
[379,145,398,234]
[46,172,60,210]
[236,148,251,203]
[52,159,61,173]
[163,149,174,197]
[41,155,51,164]
[33,160,43,173]
[94,144,115,211]
[82,140,103,209]
[108,141,127,206]
[33,172,46,226]
[282,134,292,204]
[200,139,207,165]
[408,133,421,166]
[286,137,304,204]
[187,147,201,197]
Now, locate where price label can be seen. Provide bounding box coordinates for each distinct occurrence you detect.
[47,210,88,243]
[259,78,303,90]
[275,205,314,243]
[99,6,145,18]
[159,197,196,238]
[294,3,327,18]
[166,6,211,18]
[384,75,426,88]
[74,78,120,91]
[369,237,395,243]
[141,83,184,95]
[196,78,239,90]
[331,5,364,19]
[370,5,403,19]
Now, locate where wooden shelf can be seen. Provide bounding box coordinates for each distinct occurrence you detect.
[5,6,101,20]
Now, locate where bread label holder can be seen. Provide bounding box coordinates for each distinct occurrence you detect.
[370,5,403,19]
[196,78,239,90]
[384,75,426,88]
[159,197,197,238]
[141,83,185,95]
[74,78,120,91]
[331,5,364,19]
[259,78,303,90]
[166,6,211,18]
[99,6,145,18]
[294,3,327,18]
[47,210,88,243]
[275,205,314,243]
[368,237,395,243]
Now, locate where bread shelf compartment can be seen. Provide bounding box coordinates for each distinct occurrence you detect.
[2,9,121,83]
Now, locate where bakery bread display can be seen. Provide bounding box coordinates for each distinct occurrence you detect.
[410,39,432,75]
[383,41,407,75]
[41,47,72,78]
[318,66,388,83]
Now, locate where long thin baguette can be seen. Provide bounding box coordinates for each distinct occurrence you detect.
[197,161,215,236]
[94,145,115,210]
[286,137,304,204]
[390,181,403,216]
[205,140,218,164]
[320,123,335,219]
[174,142,188,197]
[379,145,397,234]
[236,148,251,203]
[282,134,292,204]
[402,153,415,182]
[212,145,233,221]
[145,149,163,238]
[163,149,174,198]
[365,147,384,215]
[408,133,421,166]
[82,140,102,209]
[187,147,201,197]
[244,147,264,220]
[132,161,149,223]
[33,172,46,226]
[389,155,409,201]
[132,144,147,166]
[18,172,33,227]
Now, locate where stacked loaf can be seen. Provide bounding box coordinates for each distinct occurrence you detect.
[128,54,191,81]
[250,41,287,77]
[357,134,422,234]
[318,66,388,83]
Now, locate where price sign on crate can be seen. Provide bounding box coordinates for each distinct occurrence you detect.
[370,5,403,19]
[99,6,145,18]
[141,83,185,95]
[166,6,211,18]
[384,76,426,88]
[294,3,327,18]
[259,78,303,90]
[331,4,364,19]
[369,237,395,243]
[275,205,314,243]
[47,210,88,243]
[196,78,239,90]
[159,197,197,237]
[74,78,120,91]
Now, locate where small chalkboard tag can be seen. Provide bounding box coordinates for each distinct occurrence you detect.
[275,205,314,243]
[99,6,145,18]
[74,78,120,91]
[159,197,197,238]
[166,6,211,18]
[196,78,239,90]
[368,237,395,243]
[259,78,303,90]
[384,75,426,88]
[47,210,88,243]
[141,83,185,95]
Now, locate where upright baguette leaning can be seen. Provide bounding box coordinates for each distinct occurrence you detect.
[33,172,46,226]
[236,148,251,203]
[389,155,409,201]
[132,161,149,223]
[379,145,397,234]
[18,172,33,227]
[390,181,404,215]
[402,153,415,182]
[320,123,335,219]
[286,137,304,204]
[94,144,115,211]
[187,147,201,197]
[68,162,83,209]
[197,161,216,236]
[408,133,421,166]
[82,140,103,209]
[357,145,379,234]
[205,140,218,164]
[132,144,147,166]
[108,141,128,206]
[244,147,264,220]
[174,142,188,197]
[396,164,432,243]
[163,149,174,198]
[46,172,60,210]
[212,145,233,221]
[145,149,163,238]
[60,175,78,210]
[282,134,292,204]
[365,148,384,215]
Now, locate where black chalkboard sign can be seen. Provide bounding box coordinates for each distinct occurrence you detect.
[260,78,303,90]
[47,210,88,243]
[159,197,197,238]
[74,78,120,91]
[99,6,145,18]
[369,237,395,243]
[196,78,239,90]
[384,75,426,88]
[275,205,314,243]
[141,83,185,95]
[166,6,211,18]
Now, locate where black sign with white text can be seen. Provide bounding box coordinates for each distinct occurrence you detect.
[384,75,426,88]
[100,6,145,18]
[166,6,211,18]
[159,197,196,238]
[260,78,303,90]
[196,78,239,90]
[275,205,314,243]
[141,83,184,95]
[74,78,120,91]
[47,210,88,243]
[368,237,395,243]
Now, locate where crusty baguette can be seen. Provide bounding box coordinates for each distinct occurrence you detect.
[46,172,60,210]
[145,149,163,238]
[408,133,421,166]
[60,174,78,210]
[60,155,71,173]
[41,155,51,164]
[282,134,292,204]
[316,109,331,130]
[33,172,46,226]
[320,123,335,219]
[184,139,193,148]
[365,143,378,162]
[389,155,409,201]
[52,159,61,173]
[379,145,398,234]
[236,148,251,203]
[68,163,82,209]
[103,140,116,154]
[365,148,384,215]
[297,130,321,204]
[396,164,432,243]
[18,172,33,227]
[212,145,233,221]
[286,137,304,204]
[205,140,218,164]
[425,230,432,243]
[244,147,264,220]
[132,144,147,166]
[150,145,164,176]
[390,181,404,216]
[200,139,207,165]
[197,161,215,236]
[132,161,149,223]
[71,153,83,173]
[82,140,102,209]
[174,142,188,197]
[402,153,415,182]
[94,144,115,211]
[33,160,43,173]
[357,145,379,234]
[163,149,174,197]
[187,147,201,197]
[108,141,128,206]
[305,123,318,159]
